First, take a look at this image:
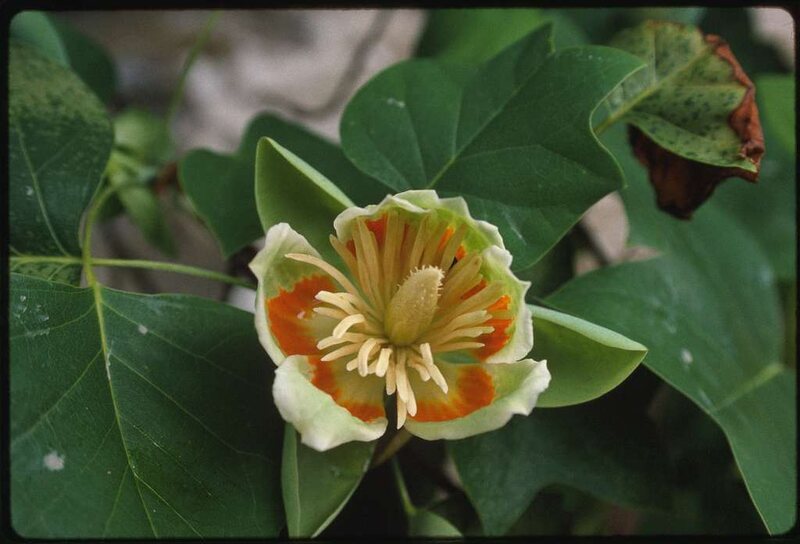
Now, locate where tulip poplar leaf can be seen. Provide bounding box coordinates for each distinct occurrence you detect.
[547,126,796,534]
[10,274,284,537]
[341,24,645,270]
[450,394,671,535]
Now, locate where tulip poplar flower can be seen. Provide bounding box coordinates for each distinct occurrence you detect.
[250,190,550,451]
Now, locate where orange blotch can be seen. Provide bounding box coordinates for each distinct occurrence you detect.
[365,214,388,247]
[438,227,455,252]
[461,278,487,300]
[413,366,495,422]
[455,245,467,260]
[266,275,333,356]
[345,214,388,256]
[476,318,512,359]
[487,295,511,312]
[309,358,384,422]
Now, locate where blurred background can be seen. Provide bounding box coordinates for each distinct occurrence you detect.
[55,8,793,304]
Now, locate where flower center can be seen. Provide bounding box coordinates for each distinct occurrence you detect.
[284,211,511,428]
[384,266,444,346]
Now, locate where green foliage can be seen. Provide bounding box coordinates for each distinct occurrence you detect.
[10,12,117,104]
[282,427,373,537]
[407,509,462,537]
[548,126,796,534]
[758,75,795,153]
[450,387,672,535]
[51,17,118,104]
[10,11,69,66]
[10,274,284,537]
[106,109,177,256]
[531,305,647,407]
[342,25,644,269]
[180,113,384,258]
[255,138,354,263]
[558,7,706,45]
[699,7,789,76]
[416,8,586,60]
[713,75,796,282]
[636,390,766,534]
[8,42,113,283]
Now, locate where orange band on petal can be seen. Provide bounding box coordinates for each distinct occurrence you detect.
[309,357,385,422]
[346,215,388,254]
[413,366,494,422]
[476,318,512,359]
[488,295,511,312]
[267,275,333,356]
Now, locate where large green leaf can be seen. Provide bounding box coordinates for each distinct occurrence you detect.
[713,75,795,282]
[10,273,284,537]
[255,138,354,263]
[547,126,796,534]
[179,113,385,258]
[281,426,373,537]
[415,8,586,61]
[341,25,644,269]
[9,42,113,283]
[450,390,672,535]
[530,305,647,408]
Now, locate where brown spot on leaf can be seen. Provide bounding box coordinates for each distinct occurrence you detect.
[630,34,764,219]
[706,34,764,167]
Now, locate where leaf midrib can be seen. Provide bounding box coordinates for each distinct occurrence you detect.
[602,29,716,131]
[90,283,274,537]
[425,44,551,190]
[91,282,159,537]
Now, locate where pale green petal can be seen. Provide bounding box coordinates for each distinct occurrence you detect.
[273,355,388,451]
[333,189,504,253]
[249,223,332,364]
[481,245,533,364]
[404,359,550,441]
